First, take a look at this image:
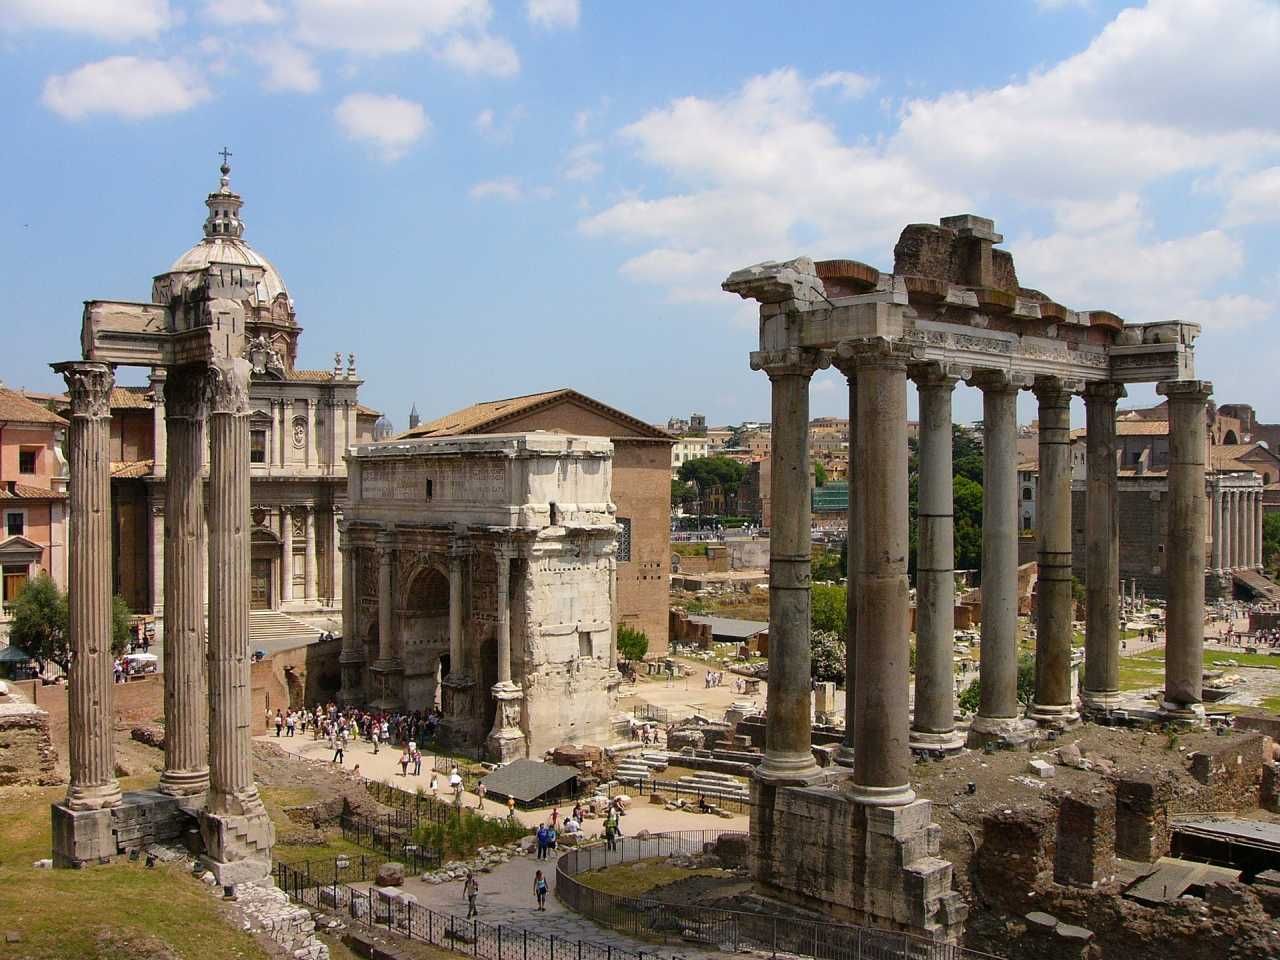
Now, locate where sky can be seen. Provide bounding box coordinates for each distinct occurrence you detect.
[2,0,1279,432]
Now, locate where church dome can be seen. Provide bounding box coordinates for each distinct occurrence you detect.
[162,154,289,307]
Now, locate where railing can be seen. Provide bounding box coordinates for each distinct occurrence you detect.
[274,860,657,960]
[339,812,442,874]
[555,832,1002,960]
[364,777,456,827]
[603,777,750,815]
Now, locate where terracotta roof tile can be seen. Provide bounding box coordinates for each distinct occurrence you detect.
[0,482,66,500]
[285,369,338,382]
[355,403,382,417]
[1115,420,1169,436]
[111,460,155,479]
[399,389,673,442]
[0,388,67,426]
[108,386,153,409]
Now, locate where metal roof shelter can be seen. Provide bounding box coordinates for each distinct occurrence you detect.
[480,760,579,808]
[1124,857,1241,905]
[1172,818,1280,877]
[688,616,768,643]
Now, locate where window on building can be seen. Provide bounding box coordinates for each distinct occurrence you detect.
[1022,488,1032,500]
[1022,515,1033,531]
[2,564,29,605]
[18,449,37,474]
[617,516,632,562]
[250,429,267,464]
[5,512,23,537]
[425,478,433,500]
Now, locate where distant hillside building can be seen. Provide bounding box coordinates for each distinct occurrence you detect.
[400,389,674,652]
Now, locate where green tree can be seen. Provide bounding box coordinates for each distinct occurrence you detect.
[957,652,1035,713]
[8,573,130,672]
[811,583,847,638]
[952,475,984,571]
[812,546,845,583]
[677,456,748,513]
[810,629,846,682]
[671,479,698,509]
[617,625,649,662]
[813,461,828,487]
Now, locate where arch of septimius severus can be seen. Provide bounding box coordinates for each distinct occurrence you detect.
[51,160,273,884]
[724,215,1206,942]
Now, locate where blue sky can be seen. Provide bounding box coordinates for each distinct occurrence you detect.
[3,0,1279,431]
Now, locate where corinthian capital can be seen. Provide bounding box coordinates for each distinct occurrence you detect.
[205,357,252,416]
[53,362,114,418]
[165,365,210,422]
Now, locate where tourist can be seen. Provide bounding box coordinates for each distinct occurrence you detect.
[534,870,548,911]
[412,748,422,777]
[507,796,517,820]
[464,872,479,919]
[477,782,487,809]
[275,710,284,737]
[399,749,410,776]
[698,794,711,814]
[546,824,557,854]
[550,807,559,829]
[332,730,345,765]
[286,712,296,737]
[564,815,580,836]
[536,824,549,860]
[604,815,618,852]
[430,773,439,799]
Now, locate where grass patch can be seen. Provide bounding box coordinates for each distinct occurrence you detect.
[413,811,528,861]
[1118,655,1166,691]
[672,543,709,558]
[0,780,272,960]
[1260,695,1280,714]
[260,784,373,871]
[576,857,730,897]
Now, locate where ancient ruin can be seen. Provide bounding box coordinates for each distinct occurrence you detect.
[50,159,275,882]
[340,433,622,761]
[724,215,1207,942]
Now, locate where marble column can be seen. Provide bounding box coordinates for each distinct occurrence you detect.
[1256,492,1265,569]
[487,549,524,760]
[1082,381,1124,714]
[1249,492,1260,569]
[835,366,858,768]
[150,503,165,615]
[969,372,1030,744]
[754,349,824,784]
[201,356,274,880]
[1159,379,1211,721]
[910,364,964,752]
[1210,485,1222,572]
[1221,491,1234,573]
[377,531,395,663]
[338,526,361,706]
[54,362,122,811]
[159,368,210,802]
[305,399,315,469]
[280,508,293,603]
[331,509,342,603]
[447,550,465,675]
[304,507,317,603]
[1029,378,1079,726]
[1234,490,1247,571]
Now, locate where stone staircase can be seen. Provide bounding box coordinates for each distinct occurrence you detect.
[1232,568,1280,602]
[248,610,324,650]
[672,771,750,804]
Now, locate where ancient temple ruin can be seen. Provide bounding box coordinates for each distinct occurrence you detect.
[339,433,622,761]
[51,159,276,882]
[724,215,1207,942]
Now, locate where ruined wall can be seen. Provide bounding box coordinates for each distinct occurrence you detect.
[974,808,1055,914]
[1054,793,1117,888]
[16,674,164,747]
[250,637,342,736]
[0,697,62,786]
[1181,733,1265,811]
[1071,486,1171,599]
[1115,774,1174,862]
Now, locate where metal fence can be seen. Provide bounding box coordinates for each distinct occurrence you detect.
[364,776,459,827]
[339,812,442,874]
[274,860,655,960]
[604,777,750,815]
[555,832,1002,960]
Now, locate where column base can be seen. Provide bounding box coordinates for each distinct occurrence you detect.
[1159,700,1206,724]
[157,770,210,812]
[1080,688,1124,717]
[847,781,917,807]
[485,681,526,764]
[199,799,275,885]
[909,729,966,755]
[1026,702,1080,728]
[965,715,1036,749]
[65,782,123,812]
[753,750,823,786]
[834,745,856,769]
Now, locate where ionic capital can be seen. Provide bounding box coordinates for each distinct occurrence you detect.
[205,357,252,416]
[750,347,829,380]
[165,367,209,422]
[970,369,1032,394]
[1082,380,1127,405]
[1157,379,1213,404]
[836,336,918,372]
[909,360,969,390]
[53,362,114,419]
[1032,375,1081,407]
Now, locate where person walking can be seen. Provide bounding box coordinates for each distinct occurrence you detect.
[430,773,439,800]
[464,873,479,919]
[536,824,549,860]
[399,749,410,776]
[507,796,517,820]
[476,782,487,809]
[604,815,617,852]
[286,712,296,737]
[534,870,548,911]
[411,748,422,776]
[332,730,345,765]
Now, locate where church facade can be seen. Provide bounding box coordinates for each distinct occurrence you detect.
[72,162,381,616]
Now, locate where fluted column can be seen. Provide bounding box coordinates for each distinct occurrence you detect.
[1029,378,1079,726]
[835,366,858,768]
[494,551,512,685]
[754,348,825,784]
[159,367,210,801]
[1159,379,1211,721]
[377,531,394,662]
[338,526,361,706]
[848,341,914,806]
[331,508,342,602]
[54,362,122,811]
[1082,381,1124,714]
[486,548,524,760]
[1210,485,1223,573]
[910,364,964,752]
[280,508,293,603]
[447,549,465,675]
[304,507,317,602]
[1221,491,1234,573]
[967,372,1029,745]
[1249,492,1260,569]
[1256,491,1265,569]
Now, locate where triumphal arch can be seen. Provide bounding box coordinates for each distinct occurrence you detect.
[51,160,274,883]
[724,215,1207,942]
[340,433,621,761]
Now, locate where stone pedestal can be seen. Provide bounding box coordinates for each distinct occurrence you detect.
[53,790,195,868]
[439,674,479,748]
[486,682,526,762]
[54,362,123,812]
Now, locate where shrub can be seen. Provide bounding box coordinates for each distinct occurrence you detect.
[414,811,528,861]
[618,625,649,662]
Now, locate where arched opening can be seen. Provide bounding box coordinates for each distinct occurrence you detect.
[1224,429,1239,445]
[400,566,450,711]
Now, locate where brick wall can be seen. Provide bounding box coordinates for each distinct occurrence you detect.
[1183,733,1265,810]
[1054,791,1117,887]
[16,674,165,747]
[975,808,1055,913]
[1115,774,1174,862]
[1071,485,1171,599]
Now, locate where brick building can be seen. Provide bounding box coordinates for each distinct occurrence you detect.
[0,389,68,613]
[399,389,674,652]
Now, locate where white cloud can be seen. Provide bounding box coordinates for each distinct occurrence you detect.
[573,109,591,136]
[42,56,210,120]
[295,0,491,54]
[812,71,875,100]
[438,32,519,77]
[526,0,578,30]
[1223,166,1280,226]
[255,40,321,93]
[2,0,172,41]
[473,106,524,143]
[561,142,601,181]
[203,0,281,25]
[334,93,428,160]
[470,177,522,200]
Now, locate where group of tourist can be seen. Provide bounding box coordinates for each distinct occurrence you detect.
[703,670,726,688]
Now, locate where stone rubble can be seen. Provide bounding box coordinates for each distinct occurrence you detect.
[419,842,527,885]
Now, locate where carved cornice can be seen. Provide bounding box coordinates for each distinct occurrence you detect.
[54,362,113,419]
[1157,379,1213,404]
[1082,381,1126,404]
